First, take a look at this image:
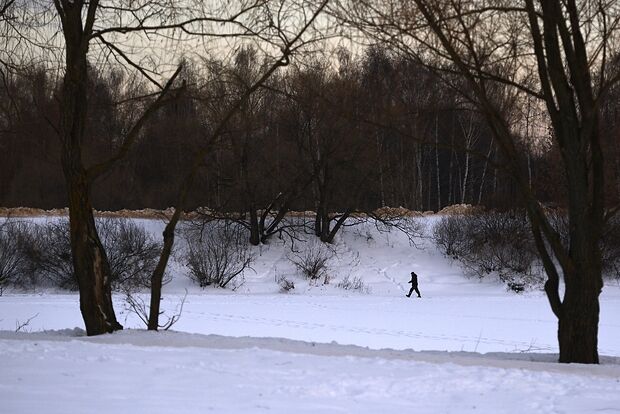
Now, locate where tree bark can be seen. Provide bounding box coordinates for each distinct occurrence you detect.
[58,0,122,335]
[556,130,604,363]
[324,209,352,244]
[558,271,600,363]
[148,210,179,331]
[249,207,260,246]
[434,115,441,210]
[65,169,123,335]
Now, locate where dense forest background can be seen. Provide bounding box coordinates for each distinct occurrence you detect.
[1,46,619,213]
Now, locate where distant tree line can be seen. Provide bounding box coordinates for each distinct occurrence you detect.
[3,46,618,214]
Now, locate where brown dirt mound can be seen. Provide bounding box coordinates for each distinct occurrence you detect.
[0,206,443,219]
[0,207,177,219]
[372,206,423,218]
[437,204,484,215]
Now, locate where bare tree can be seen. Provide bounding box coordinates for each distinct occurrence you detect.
[335,0,620,363]
[198,47,314,246]
[1,0,329,335]
[52,0,187,335]
[146,0,331,330]
[284,59,377,243]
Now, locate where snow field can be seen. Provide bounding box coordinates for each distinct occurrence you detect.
[1,331,620,414]
[1,216,620,413]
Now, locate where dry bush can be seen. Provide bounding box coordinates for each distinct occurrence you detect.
[184,222,254,288]
[433,211,542,291]
[0,218,162,291]
[0,220,39,290]
[96,218,163,290]
[275,274,295,292]
[123,290,187,330]
[435,210,620,290]
[432,215,474,259]
[36,220,76,289]
[336,275,370,293]
[288,239,334,284]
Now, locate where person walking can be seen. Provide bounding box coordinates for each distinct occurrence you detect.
[406,271,421,298]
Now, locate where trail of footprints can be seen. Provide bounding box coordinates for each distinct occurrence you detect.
[184,310,556,352]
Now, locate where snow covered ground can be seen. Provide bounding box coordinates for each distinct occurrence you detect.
[1,217,620,413]
[2,330,620,414]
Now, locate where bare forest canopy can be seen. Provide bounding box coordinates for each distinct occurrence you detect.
[1,45,619,212]
[1,1,619,213]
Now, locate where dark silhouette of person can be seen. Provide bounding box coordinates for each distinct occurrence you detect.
[406,271,421,298]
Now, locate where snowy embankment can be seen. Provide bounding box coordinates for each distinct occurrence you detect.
[1,330,620,413]
[1,216,620,412]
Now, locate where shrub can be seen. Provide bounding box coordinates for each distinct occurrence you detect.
[275,274,295,292]
[36,219,76,289]
[184,222,254,288]
[0,220,39,290]
[437,210,620,287]
[469,211,537,278]
[96,218,162,290]
[432,215,474,259]
[432,211,542,290]
[18,219,159,291]
[337,275,370,293]
[288,239,334,284]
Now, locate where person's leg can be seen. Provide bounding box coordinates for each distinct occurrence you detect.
[406,286,414,297]
[414,287,421,297]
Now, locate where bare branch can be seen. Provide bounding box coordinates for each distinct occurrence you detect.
[87,64,184,181]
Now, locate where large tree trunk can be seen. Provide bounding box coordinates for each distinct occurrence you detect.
[558,275,600,363]
[557,153,604,363]
[61,108,122,335]
[65,170,122,335]
[558,206,602,363]
[59,6,122,335]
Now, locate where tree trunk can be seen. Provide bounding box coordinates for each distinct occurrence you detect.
[319,212,331,242]
[558,276,600,363]
[260,191,294,243]
[314,204,323,237]
[249,207,260,246]
[557,152,604,362]
[461,150,469,204]
[65,171,123,335]
[376,130,386,207]
[415,146,423,210]
[477,141,493,204]
[324,209,352,244]
[558,204,602,363]
[59,5,122,335]
[148,212,179,331]
[435,115,441,211]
